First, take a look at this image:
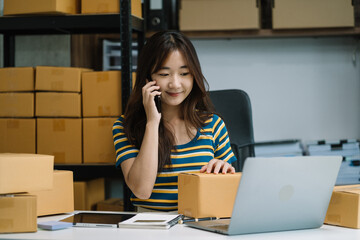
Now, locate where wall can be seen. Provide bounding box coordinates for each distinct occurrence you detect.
[0,0,71,68]
[192,37,360,143]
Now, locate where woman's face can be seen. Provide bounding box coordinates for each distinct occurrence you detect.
[151,50,194,110]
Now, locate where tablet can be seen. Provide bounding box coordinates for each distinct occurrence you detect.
[60,212,137,228]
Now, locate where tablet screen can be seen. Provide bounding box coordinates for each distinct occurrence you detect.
[61,212,137,226]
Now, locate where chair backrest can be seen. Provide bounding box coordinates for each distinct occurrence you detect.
[209,89,255,171]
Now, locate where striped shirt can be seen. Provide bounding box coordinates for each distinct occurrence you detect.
[112,114,237,211]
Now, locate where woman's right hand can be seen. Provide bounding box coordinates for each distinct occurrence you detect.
[142,80,161,123]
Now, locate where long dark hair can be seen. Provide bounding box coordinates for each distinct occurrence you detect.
[124,31,214,172]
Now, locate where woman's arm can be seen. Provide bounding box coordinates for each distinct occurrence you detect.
[121,81,161,199]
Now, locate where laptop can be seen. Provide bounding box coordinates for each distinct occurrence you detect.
[185,156,342,235]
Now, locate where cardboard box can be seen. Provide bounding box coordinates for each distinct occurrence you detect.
[81,0,142,18]
[179,0,260,31]
[82,71,122,117]
[0,195,37,233]
[83,117,117,163]
[29,170,74,216]
[37,118,82,164]
[325,185,360,229]
[178,172,241,218]
[0,93,34,117]
[74,178,105,210]
[0,67,34,92]
[35,92,81,117]
[0,153,54,194]
[3,0,80,15]
[96,198,124,211]
[273,0,354,29]
[0,118,36,154]
[35,66,91,92]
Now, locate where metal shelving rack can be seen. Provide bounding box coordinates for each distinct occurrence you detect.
[0,0,144,211]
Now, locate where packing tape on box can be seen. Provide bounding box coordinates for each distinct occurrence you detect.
[51,81,64,91]
[96,73,109,82]
[0,198,15,208]
[7,119,19,129]
[53,119,66,132]
[98,119,111,126]
[0,219,13,230]
[98,106,111,116]
[51,68,65,76]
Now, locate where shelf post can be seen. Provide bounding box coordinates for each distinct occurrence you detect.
[120,0,135,212]
[3,35,15,67]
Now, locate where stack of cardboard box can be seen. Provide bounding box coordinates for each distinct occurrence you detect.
[35,66,91,164]
[0,67,36,154]
[0,153,74,233]
[81,71,135,164]
[3,0,142,18]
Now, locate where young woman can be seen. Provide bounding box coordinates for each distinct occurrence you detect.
[113,31,237,211]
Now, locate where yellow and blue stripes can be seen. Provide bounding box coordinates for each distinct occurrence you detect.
[112,114,236,211]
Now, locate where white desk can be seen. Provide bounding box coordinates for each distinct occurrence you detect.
[1,214,359,240]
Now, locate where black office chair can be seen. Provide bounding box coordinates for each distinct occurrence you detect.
[209,89,255,172]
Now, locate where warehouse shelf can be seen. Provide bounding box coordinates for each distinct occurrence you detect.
[0,1,144,211]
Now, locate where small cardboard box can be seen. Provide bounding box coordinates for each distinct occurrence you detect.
[325,185,360,229]
[0,153,54,194]
[82,71,122,117]
[83,117,118,163]
[35,92,81,117]
[0,118,36,154]
[3,0,80,15]
[0,195,37,233]
[0,67,34,92]
[74,178,105,210]
[179,0,260,31]
[37,118,82,164]
[35,66,91,92]
[178,172,241,218]
[81,0,142,18]
[273,0,354,29]
[29,170,74,216]
[0,93,34,117]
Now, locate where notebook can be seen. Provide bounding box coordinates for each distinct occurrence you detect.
[185,156,342,235]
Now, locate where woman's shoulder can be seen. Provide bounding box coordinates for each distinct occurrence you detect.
[203,113,223,127]
[113,115,126,126]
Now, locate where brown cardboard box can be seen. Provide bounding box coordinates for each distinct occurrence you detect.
[74,178,105,210]
[179,0,260,31]
[0,118,36,154]
[0,93,34,117]
[0,67,34,92]
[37,118,82,164]
[273,0,354,29]
[35,66,91,92]
[35,92,81,117]
[0,153,54,194]
[3,0,80,15]
[178,172,241,218]
[96,198,124,211]
[83,117,118,163]
[81,0,142,18]
[325,185,360,229]
[29,170,74,216]
[82,71,122,117]
[0,195,37,233]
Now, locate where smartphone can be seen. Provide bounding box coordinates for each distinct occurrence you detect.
[148,74,161,113]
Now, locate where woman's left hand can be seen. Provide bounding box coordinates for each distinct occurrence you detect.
[200,159,235,174]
